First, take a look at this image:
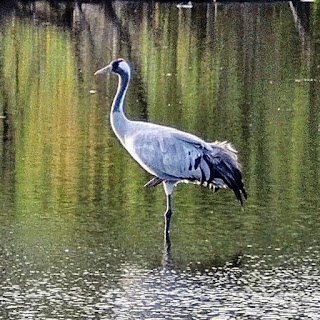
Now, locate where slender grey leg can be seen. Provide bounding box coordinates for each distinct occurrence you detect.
[164,195,172,243]
[163,181,175,252]
[165,195,172,232]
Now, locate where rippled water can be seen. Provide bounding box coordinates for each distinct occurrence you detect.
[2,240,320,319]
[1,1,320,319]
[2,203,320,319]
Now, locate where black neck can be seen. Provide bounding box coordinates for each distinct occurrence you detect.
[113,70,129,113]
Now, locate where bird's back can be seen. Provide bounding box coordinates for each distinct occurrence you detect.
[122,121,246,204]
[123,122,200,178]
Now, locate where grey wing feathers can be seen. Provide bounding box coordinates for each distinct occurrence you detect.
[125,124,247,205]
[125,126,207,180]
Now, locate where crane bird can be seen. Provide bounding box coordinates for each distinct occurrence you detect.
[95,58,247,243]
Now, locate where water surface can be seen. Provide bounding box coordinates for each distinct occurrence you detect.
[0,1,320,319]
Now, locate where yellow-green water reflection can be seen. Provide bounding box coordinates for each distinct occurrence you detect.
[0,3,320,317]
[1,1,320,263]
[0,2,320,319]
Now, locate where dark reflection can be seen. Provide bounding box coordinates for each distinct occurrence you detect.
[162,233,173,269]
[0,1,16,19]
[290,1,312,32]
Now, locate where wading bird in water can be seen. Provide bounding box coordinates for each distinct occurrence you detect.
[95,58,247,247]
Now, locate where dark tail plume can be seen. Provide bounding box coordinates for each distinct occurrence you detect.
[204,142,247,206]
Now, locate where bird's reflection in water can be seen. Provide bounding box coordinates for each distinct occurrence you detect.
[162,231,173,270]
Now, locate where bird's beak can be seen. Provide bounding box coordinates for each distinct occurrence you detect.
[94,64,112,76]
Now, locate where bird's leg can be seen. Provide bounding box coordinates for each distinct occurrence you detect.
[165,195,172,233]
[163,181,175,251]
[144,177,163,188]
[164,194,172,250]
[162,231,173,269]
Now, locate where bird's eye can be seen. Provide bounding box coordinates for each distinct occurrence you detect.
[112,61,119,70]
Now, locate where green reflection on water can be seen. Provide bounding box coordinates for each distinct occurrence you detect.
[0,2,319,269]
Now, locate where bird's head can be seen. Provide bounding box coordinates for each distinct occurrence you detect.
[94,58,130,77]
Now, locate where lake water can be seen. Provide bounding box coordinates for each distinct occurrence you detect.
[0,1,320,319]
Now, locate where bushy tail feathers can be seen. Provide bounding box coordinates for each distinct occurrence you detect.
[206,141,247,206]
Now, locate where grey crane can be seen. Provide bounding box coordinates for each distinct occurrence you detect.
[95,58,247,244]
